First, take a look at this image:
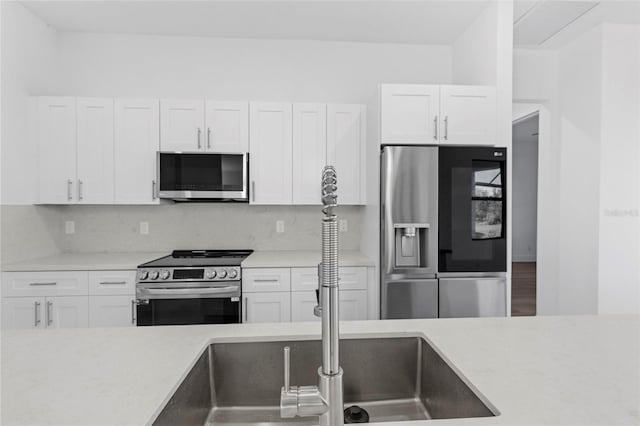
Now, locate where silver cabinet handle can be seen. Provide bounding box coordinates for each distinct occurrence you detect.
[197,127,202,149]
[251,181,255,202]
[444,116,449,140]
[207,127,212,149]
[34,301,41,326]
[46,301,53,326]
[99,281,126,285]
[131,300,136,325]
[152,180,157,200]
[78,179,83,201]
[253,279,279,283]
[244,297,248,322]
[67,179,73,201]
[433,115,438,140]
[29,282,57,286]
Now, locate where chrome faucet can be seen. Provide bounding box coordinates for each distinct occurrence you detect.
[280,166,344,426]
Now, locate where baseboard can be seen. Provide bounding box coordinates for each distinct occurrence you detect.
[512,255,536,262]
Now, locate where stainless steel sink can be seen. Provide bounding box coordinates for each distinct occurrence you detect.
[153,337,498,425]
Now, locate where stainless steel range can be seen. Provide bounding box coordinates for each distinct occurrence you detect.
[135,250,252,326]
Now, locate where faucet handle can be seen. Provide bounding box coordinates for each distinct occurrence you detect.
[283,346,290,392]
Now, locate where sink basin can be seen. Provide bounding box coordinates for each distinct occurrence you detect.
[153,336,498,425]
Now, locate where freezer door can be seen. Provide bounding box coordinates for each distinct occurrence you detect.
[438,277,506,318]
[382,279,438,319]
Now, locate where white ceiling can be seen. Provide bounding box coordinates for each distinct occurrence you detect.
[514,0,640,49]
[19,0,490,45]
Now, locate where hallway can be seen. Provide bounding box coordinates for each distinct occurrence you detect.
[512,262,536,316]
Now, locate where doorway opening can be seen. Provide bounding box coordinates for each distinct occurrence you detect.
[511,112,539,316]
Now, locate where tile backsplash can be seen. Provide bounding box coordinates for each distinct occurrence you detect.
[1,204,363,263]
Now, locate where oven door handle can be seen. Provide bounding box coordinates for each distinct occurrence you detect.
[140,286,239,299]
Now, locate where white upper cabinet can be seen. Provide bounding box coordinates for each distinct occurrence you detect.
[292,103,327,205]
[380,84,440,144]
[114,99,160,204]
[204,101,249,153]
[76,98,114,204]
[37,97,77,204]
[439,85,496,145]
[327,104,366,205]
[249,102,293,205]
[160,100,205,152]
[380,84,497,146]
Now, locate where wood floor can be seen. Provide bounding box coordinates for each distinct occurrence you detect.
[512,262,536,316]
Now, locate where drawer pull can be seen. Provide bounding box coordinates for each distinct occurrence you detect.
[100,281,127,285]
[29,282,57,286]
[253,279,279,283]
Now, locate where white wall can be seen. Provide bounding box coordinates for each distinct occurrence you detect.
[512,115,539,262]
[513,49,558,101]
[55,32,451,102]
[597,24,640,314]
[1,1,59,205]
[556,25,603,315]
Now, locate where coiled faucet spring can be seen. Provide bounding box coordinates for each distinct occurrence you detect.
[321,166,338,218]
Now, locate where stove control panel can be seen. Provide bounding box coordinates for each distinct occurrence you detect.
[136,267,241,283]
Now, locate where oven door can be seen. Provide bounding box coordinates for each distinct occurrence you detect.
[136,283,241,326]
[157,152,248,201]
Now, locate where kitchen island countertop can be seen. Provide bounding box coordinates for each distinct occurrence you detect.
[2,315,639,426]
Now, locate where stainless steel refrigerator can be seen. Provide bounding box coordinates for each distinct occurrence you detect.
[380,145,507,319]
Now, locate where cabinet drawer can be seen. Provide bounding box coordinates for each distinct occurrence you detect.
[242,268,291,293]
[291,290,368,322]
[291,267,367,291]
[89,271,136,296]
[2,271,89,297]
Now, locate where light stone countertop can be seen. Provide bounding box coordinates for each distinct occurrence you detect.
[241,250,374,268]
[2,315,639,426]
[1,250,373,272]
[1,252,166,271]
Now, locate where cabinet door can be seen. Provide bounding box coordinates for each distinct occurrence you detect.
[114,99,160,204]
[76,98,114,204]
[291,291,318,322]
[37,97,77,204]
[327,104,366,205]
[204,101,249,153]
[291,291,367,322]
[244,292,291,323]
[292,103,326,205]
[439,85,496,145]
[339,290,368,321]
[89,295,136,327]
[160,100,205,152]
[380,85,439,144]
[2,297,45,330]
[249,102,292,204]
[46,296,89,329]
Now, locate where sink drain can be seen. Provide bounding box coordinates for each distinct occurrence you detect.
[344,405,370,423]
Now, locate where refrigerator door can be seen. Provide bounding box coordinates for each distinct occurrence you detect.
[438,277,506,318]
[381,146,438,278]
[382,279,438,319]
[438,147,507,273]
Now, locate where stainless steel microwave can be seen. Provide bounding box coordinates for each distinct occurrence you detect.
[157,152,249,201]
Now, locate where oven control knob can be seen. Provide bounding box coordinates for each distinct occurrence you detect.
[160,270,170,280]
[205,270,217,279]
[227,269,238,279]
[149,271,159,280]
[217,269,227,279]
[139,271,149,280]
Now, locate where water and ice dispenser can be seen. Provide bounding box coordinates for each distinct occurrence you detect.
[393,223,430,269]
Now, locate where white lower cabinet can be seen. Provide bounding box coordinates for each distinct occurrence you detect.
[290,290,367,322]
[89,295,136,327]
[2,297,45,330]
[2,295,88,330]
[244,292,291,323]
